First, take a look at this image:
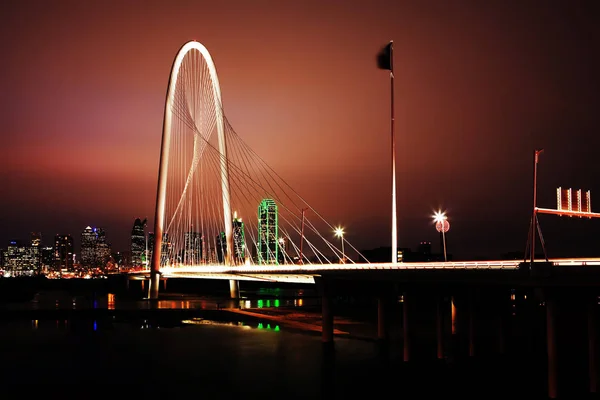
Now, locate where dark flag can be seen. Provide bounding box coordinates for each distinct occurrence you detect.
[377,41,393,71]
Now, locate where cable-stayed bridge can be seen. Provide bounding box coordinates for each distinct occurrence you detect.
[138,40,600,299]
[141,40,372,298]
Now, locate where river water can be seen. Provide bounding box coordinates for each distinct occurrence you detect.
[0,284,594,398]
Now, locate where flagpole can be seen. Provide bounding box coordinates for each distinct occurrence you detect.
[390,41,397,264]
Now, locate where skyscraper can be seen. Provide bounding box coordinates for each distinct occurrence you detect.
[81,226,96,267]
[232,212,246,265]
[184,231,202,265]
[54,234,73,271]
[216,231,226,263]
[81,226,111,269]
[258,199,278,265]
[131,218,147,267]
[95,228,110,267]
[148,232,169,267]
[30,232,41,273]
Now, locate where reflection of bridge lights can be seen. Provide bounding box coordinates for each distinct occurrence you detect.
[256,322,280,331]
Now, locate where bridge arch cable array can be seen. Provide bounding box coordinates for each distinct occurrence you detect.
[155,41,367,268]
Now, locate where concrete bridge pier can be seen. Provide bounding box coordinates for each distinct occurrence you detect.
[544,289,558,399]
[468,290,476,358]
[377,295,387,342]
[403,290,411,362]
[229,279,240,299]
[436,294,445,360]
[588,295,598,394]
[316,278,334,352]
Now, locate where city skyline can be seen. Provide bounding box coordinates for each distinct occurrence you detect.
[2,1,599,259]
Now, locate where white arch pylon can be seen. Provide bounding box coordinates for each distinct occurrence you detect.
[149,40,234,299]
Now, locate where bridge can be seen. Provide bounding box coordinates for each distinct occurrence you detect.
[128,257,600,284]
[132,40,600,399]
[138,40,600,296]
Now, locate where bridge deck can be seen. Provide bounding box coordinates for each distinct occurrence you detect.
[126,258,600,284]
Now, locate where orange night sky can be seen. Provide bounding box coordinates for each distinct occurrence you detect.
[1,0,599,258]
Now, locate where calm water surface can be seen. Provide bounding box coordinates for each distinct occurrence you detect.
[0,289,592,399]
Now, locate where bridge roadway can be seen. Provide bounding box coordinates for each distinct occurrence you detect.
[129,257,600,285]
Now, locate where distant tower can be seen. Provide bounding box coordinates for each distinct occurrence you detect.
[30,232,42,273]
[216,231,227,263]
[131,218,147,267]
[81,226,96,267]
[232,211,245,265]
[258,199,278,265]
[147,232,169,267]
[184,231,202,265]
[95,228,110,267]
[54,234,74,271]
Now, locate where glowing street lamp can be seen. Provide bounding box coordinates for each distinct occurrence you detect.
[334,227,345,263]
[278,237,286,264]
[433,211,450,262]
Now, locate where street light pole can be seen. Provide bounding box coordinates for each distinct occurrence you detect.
[434,211,449,262]
[441,228,447,262]
[530,149,543,264]
[335,227,345,263]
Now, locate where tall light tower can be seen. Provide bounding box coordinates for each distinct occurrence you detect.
[433,211,450,262]
[377,41,397,263]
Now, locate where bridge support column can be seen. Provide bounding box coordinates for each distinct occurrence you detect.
[403,291,411,362]
[546,293,558,399]
[451,295,457,335]
[149,272,160,299]
[436,295,444,360]
[497,303,506,355]
[229,279,240,299]
[377,295,387,342]
[468,293,475,357]
[321,282,334,351]
[589,298,597,394]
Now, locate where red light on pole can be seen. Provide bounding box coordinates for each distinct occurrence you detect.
[435,219,450,233]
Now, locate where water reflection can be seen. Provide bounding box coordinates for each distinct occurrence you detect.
[242,297,309,310]
[257,322,281,331]
[108,293,115,310]
[4,288,314,312]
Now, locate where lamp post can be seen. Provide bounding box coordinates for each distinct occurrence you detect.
[278,237,286,264]
[433,211,450,262]
[334,227,345,263]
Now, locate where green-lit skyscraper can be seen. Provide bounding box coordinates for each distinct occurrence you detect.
[258,199,278,265]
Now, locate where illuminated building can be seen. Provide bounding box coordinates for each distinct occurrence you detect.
[81,226,96,267]
[258,199,278,265]
[131,218,147,267]
[81,226,111,269]
[216,231,226,263]
[41,247,54,270]
[95,228,111,267]
[184,231,202,265]
[147,232,170,267]
[54,234,74,271]
[232,211,245,265]
[30,232,41,272]
[3,240,38,275]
